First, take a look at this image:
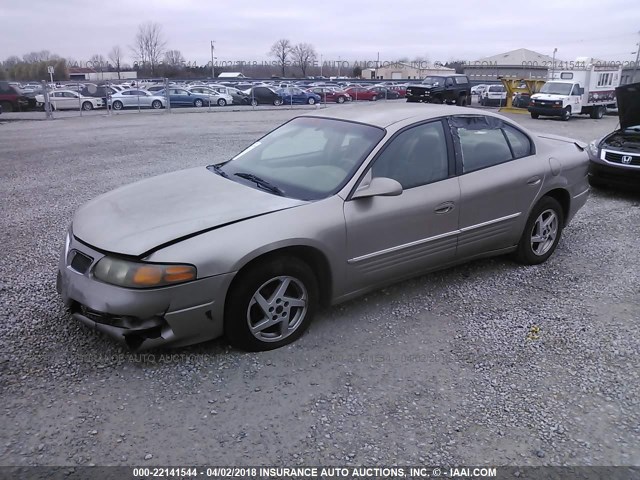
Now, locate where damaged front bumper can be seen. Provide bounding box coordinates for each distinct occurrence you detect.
[57,234,234,351]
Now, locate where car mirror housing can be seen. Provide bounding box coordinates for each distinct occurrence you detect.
[351,177,403,200]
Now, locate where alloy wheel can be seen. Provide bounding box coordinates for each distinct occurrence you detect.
[530,209,558,256]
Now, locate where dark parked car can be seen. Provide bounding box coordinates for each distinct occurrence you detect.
[512,92,531,108]
[246,86,284,106]
[406,74,471,105]
[0,81,30,112]
[154,88,209,107]
[587,82,640,190]
[277,87,321,105]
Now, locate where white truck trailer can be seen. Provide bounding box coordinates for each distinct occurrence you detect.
[528,58,621,121]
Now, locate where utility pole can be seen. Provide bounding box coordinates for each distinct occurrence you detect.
[550,47,557,80]
[210,40,216,80]
[633,41,640,83]
[320,54,323,77]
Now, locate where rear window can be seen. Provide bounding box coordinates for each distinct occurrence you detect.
[488,86,504,92]
[454,76,469,84]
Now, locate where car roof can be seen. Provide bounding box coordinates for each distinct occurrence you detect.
[304,103,504,128]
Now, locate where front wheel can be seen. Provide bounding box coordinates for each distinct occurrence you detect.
[112,100,123,111]
[530,112,539,119]
[513,197,564,265]
[224,257,318,351]
[561,107,571,121]
[307,97,316,105]
[194,98,204,107]
[250,98,258,107]
[151,100,162,109]
[273,98,283,106]
[81,101,93,111]
[371,95,377,101]
[337,96,345,104]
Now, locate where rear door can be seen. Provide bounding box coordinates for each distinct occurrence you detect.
[451,115,545,259]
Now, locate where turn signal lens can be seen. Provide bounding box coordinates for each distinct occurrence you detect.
[94,257,196,288]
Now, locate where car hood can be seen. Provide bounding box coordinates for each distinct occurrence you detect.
[72,167,306,257]
[531,93,565,101]
[615,82,640,130]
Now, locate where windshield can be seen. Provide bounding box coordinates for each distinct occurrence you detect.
[540,82,573,95]
[215,117,385,200]
[488,86,504,92]
[421,76,445,86]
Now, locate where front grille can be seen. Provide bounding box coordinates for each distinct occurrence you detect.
[604,150,640,166]
[69,250,93,274]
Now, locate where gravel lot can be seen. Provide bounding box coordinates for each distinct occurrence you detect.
[1,105,638,469]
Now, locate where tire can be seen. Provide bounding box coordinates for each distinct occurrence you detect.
[151,100,162,109]
[307,97,316,105]
[112,100,123,111]
[588,176,605,188]
[337,96,345,104]
[251,99,258,107]
[513,197,564,265]
[1,101,14,113]
[81,101,93,111]
[457,95,467,106]
[590,106,604,119]
[273,98,283,106]
[561,107,571,121]
[224,256,319,351]
[530,112,539,119]
[217,98,227,107]
[194,98,204,107]
[480,97,486,106]
[371,95,377,101]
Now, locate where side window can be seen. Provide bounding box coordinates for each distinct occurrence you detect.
[503,125,533,159]
[445,78,454,87]
[370,121,449,189]
[454,76,469,84]
[456,117,532,172]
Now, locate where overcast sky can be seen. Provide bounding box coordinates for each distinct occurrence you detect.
[2,0,639,66]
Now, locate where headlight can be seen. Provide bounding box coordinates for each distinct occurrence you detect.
[587,140,600,158]
[554,101,561,105]
[93,257,196,288]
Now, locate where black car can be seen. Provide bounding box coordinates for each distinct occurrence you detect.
[405,74,471,106]
[587,82,640,190]
[246,86,284,106]
[512,92,531,108]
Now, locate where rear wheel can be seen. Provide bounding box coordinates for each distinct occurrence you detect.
[307,97,316,105]
[151,100,162,109]
[590,106,605,119]
[513,197,564,265]
[194,98,204,107]
[217,98,227,106]
[251,98,258,107]
[1,101,14,113]
[81,101,93,111]
[337,96,345,104]
[224,257,318,351]
[371,95,377,101]
[457,95,467,106]
[273,98,283,106]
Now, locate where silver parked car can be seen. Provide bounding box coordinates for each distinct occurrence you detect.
[108,89,165,110]
[57,104,589,352]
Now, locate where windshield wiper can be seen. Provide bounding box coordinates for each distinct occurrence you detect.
[206,163,229,178]
[234,172,285,196]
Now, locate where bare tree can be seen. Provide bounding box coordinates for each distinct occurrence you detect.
[22,50,52,63]
[89,54,107,71]
[163,50,185,67]
[109,46,124,79]
[131,22,167,76]
[291,43,317,77]
[269,39,292,77]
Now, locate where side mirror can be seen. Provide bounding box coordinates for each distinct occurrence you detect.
[352,177,403,200]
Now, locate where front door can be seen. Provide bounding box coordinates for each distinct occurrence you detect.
[344,119,460,291]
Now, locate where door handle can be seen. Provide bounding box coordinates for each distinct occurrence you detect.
[435,202,455,214]
[527,176,541,186]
